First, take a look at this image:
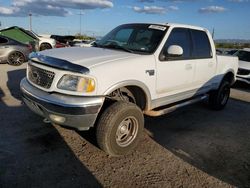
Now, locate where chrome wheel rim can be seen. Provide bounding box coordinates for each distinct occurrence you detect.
[116,116,139,147]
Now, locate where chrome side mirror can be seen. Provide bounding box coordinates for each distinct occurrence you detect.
[167,45,183,56]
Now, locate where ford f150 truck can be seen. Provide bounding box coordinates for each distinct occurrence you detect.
[20,23,238,156]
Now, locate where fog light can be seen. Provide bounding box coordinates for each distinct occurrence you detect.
[49,114,66,123]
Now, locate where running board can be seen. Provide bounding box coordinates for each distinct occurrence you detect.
[144,95,208,117]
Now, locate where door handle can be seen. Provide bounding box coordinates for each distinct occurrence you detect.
[145,70,155,76]
[185,64,192,70]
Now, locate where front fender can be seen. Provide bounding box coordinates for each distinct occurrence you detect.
[103,80,152,110]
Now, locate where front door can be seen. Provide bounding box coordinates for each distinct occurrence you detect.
[156,28,195,100]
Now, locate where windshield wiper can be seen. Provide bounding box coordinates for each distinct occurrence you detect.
[93,41,134,53]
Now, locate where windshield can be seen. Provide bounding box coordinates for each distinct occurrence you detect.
[95,24,168,54]
[25,30,39,39]
[235,50,250,62]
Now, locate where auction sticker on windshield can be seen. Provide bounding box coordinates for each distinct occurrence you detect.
[148,25,166,31]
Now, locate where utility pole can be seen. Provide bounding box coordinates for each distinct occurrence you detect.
[77,10,83,36]
[29,12,32,31]
[212,28,215,39]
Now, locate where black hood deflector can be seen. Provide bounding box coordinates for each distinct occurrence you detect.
[29,52,89,74]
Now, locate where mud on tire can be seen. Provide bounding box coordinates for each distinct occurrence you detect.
[96,101,144,156]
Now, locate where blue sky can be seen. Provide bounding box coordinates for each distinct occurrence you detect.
[0,0,249,39]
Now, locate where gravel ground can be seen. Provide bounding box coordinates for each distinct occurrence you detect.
[0,63,249,188]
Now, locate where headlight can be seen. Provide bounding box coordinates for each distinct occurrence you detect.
[57,74,95,92]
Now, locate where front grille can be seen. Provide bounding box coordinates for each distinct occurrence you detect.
[237,68,250,76]
[28,64,55,89]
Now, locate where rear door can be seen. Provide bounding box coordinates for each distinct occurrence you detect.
[190,29,216,91]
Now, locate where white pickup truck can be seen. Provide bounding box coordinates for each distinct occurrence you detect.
[20,23,238,156]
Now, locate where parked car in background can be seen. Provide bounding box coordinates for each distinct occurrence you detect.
[26,30,56,51]
[72,39,95,47]
[0,26,39,51]
[234,48,250,84]
[225,49,238,55]
[216,49,223,54]
[0,35,32,66]
[50,35,75,46]
[55,41,69,48]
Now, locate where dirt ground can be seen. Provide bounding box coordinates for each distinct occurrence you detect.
[0,63,250,188]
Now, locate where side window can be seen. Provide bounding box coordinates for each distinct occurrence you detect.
[191,30,212,58]
[114,29,133,43]
[0,37,8,44]
[161,28,191,61]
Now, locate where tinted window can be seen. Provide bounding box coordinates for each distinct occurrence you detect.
[114,29,133,43]
[135,29,152,43]
[235,50,250,62]
[191,30,212,58]
[0,37,8,44]
[161,28,191,60]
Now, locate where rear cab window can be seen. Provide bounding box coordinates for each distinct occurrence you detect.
[191,29,212,59]
[159,27,213,61]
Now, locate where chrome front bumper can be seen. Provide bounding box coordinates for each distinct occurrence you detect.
[20,78,104,130]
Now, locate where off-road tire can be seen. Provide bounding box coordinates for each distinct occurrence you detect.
[209,80,230,110]
[96,101,144,156]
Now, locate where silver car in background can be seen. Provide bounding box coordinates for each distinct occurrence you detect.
[235,48,250,84]
[0,35,32,66]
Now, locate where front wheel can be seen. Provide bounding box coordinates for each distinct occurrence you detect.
[8,51,25,66]
[96,102,144,156]
[40,43,52,51]
[209,80,230,110]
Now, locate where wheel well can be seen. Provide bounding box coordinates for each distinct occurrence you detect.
[40,43,52,49]
[126,86,147,110]
[9,50,24,56]
[223,72,235,85]
[104,86,147,111]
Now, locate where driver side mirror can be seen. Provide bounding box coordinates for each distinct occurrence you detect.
[159,45,183,61]
[167,45,183,57]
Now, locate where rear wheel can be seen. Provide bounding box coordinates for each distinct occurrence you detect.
[8,51,25,66]
[209,80,230,110]
[96,102,144,156]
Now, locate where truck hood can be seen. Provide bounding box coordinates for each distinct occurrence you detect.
[39,47,138,69]
[239,60,250,70]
